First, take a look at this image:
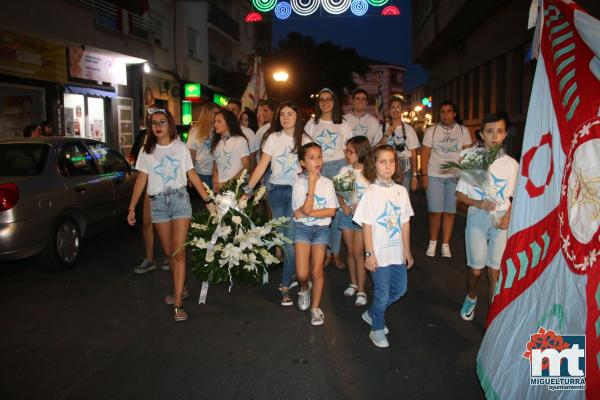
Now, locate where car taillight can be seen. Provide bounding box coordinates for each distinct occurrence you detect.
[0,183,19,212]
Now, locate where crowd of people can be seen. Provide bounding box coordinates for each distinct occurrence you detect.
[126,88,518,349]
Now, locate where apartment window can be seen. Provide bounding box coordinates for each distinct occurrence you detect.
[187,28,198,58]
[151,15,164,47]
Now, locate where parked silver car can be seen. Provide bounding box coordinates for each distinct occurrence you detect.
[0,137,136,269]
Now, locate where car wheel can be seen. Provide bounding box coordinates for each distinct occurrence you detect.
[41,218,81,270]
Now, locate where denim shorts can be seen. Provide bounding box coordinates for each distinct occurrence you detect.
[426,175,458,213]
[149,187,193,223]
[465,207,508,270]
[321,158,348,179]
[337,209,361,231]
[294,222,330,245]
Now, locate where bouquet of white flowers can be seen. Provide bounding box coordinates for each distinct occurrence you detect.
[333,169,357,205]
[187,170,292,289]
[441,144,505,226]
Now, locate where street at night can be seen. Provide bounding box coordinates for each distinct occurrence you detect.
[1,193,487,399]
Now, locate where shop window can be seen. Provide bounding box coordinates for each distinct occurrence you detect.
[64,93,85,137]
[58,142,97,177]
[87,97,105,141]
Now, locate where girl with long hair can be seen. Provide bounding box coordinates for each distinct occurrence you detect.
[304,88,351,270]
[211,109,250,192]
[187,103,219,189]
[127,109,214,322]
[354,145,414,347]
[244,101,312,306]
[292,143,338,325]
[336,136,372,306]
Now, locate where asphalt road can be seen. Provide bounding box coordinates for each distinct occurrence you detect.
[0,192,489,400]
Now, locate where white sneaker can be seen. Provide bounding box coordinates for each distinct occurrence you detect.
[369,330,389,348]
[161,258,170,271]
[441,244,452,258]
[344,284,358,297]
[361,311,389,334]
[133,259,156,274]
[426,240,437,257]
[355,292,367,307]
[298,288,311,311]
[310,308,325,326]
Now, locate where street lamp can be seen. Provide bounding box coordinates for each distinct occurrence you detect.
[273,70,289,99]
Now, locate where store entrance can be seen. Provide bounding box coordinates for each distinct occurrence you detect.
[64,93,106,142]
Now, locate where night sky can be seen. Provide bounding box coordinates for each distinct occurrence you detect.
[270,0,430,92]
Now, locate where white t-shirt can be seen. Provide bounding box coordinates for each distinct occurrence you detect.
[456,154,519,212]
[337,165,370,206]
[343,112,382,146]
[256,122,271,149]
[135,140,194,196]
[262,131,312,186]
[185,128,213,175]
[353,183,414,267]
[377,122,421,160]
[304,119,351,163]
[292,175,339,226]
[214,136,250,183]
[422,123,472,177]
[241,126,259,153]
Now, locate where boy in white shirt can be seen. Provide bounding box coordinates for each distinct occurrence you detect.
[343,88,382,146]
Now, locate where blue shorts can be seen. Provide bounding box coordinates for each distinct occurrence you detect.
[426,176,458,213]
[465,207,508,270]
[294,222,330,245]
[149,187,192,223]
[321,158,348,179]
[337,209,361,231]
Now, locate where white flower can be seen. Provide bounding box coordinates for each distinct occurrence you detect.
[238,198,248,209]
[236,169,248,191]
[202,182,215,199]
[232,215,242,225]
[206,250,215,262]
[216,225,232,238]
[253,186,267,205]
[219,243,242,266]
[194,238,208,249]
[191,223,208,231]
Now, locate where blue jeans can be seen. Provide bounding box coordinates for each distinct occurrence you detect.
[368,264,407,331]
[321,158,347,255]
[268,184,295,287]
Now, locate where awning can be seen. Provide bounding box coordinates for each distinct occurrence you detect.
[64,84,117,98]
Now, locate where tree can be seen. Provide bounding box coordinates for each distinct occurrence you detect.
[265,32,369,107]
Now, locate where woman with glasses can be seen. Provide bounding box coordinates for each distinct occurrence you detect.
[304,88,351,270]
[127,109,214,322]
[375,97,421,191]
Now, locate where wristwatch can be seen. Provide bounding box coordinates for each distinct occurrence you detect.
[364,251,373,258]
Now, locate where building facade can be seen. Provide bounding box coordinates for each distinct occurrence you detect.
[342,62,406,118]
[411,0,600,152]
[0,0,269,155]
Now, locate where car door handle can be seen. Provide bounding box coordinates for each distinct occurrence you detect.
[75,184,86,193]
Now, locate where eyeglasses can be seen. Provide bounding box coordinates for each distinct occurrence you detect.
[151,120,168,127]
[319,98,334,103]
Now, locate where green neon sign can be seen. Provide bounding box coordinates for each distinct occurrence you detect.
[184,83,201,99]
[213,93,228,106]
[182,101,192,125]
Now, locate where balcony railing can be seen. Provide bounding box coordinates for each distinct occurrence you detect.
[208,3,240,42]
[79,0,152,42]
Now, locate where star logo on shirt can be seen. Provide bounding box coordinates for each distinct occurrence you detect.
[376,200,402,238]
[474,173,508,202]
[275,146,298,176]
[315,129,339,152]
[436,137,459,154]
[216,148,232,171]
[307,194,328,223]
[154,155,180,185]
[201,139,211,152]
[352,122,368,137]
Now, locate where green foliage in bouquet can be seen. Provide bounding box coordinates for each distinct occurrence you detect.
[440,144,504,172]
[187,170,292,287]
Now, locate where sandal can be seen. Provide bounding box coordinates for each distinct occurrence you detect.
[174,305,188,322]
[343,284,358,297]
[280,287,293,306]
[355,292,367,307]
[165,287,190,305]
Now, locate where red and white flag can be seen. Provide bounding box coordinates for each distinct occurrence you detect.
[477,0,600,398]
[241,56,267,111]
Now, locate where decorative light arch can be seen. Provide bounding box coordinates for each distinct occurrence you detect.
[381,5,400,16]
[290,0,320,16]
[245,12,264,23]
[321,0,352,15]
[275,1,293,19]
[350,0,368,16]
[252,0,277,12]
[367,0,388,6]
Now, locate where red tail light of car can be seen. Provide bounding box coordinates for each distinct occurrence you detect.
[0,183,19,212]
